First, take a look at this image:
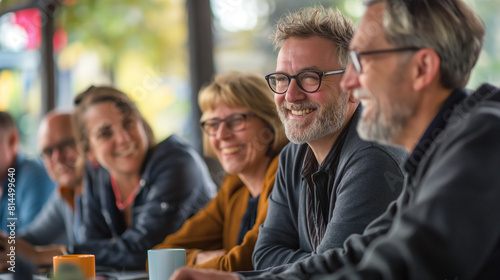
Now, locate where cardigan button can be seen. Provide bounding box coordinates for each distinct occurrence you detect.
[161,202,169,211]
[139,179,146,187]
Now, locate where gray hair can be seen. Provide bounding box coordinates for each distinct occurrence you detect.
[365,0,485,88]
[272,6,354,68]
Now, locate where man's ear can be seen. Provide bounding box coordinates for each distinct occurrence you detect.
[6,129,19,151]
[412,48,441,91]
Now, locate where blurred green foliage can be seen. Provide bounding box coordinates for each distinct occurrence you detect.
[0,0,32,12]
[57,0,188,75]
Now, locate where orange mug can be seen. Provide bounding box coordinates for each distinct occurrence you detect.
[53,254,95,279]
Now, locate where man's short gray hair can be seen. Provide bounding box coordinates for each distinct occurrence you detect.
[272,6,354,68]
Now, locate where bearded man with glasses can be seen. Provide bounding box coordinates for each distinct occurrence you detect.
[250,6,408,271]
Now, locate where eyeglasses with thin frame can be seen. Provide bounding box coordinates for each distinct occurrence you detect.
[41,138,76,159]
[200,113,256,136]
[265,70,345,94]
[349,47,421,74]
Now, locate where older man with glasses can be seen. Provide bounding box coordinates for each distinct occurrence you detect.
[0,111,82,270]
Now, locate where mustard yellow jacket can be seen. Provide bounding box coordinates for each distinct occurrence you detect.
[153,155,279,271]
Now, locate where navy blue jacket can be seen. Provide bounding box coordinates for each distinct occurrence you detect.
[72,135,216,269]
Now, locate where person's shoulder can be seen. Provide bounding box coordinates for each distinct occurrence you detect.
[365,142,408,165]
[279,142,308,161]
[17,154,44,171]
[276,142,310,178]
[219,174,246,196]
[143,134,210,178]
[468,83,500,103]
[420,86,500,179]
[152,134,198,157]
[422,85,500,170]
[446,84,500,135]
[468,91,500,125]
[83,161,110,195]
[343,121,408,165]
[452,88,500,136]
[266,154,280,174]
[84,160,107,178]
[160,134,190,147]
[16,154,54,182]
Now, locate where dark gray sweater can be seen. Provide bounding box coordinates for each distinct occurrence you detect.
[252,108,408,270]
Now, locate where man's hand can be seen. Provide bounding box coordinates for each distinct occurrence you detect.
[194,250,226,265]
[170,267,239,280]
[0,230,38,271]
[0,231,66,267]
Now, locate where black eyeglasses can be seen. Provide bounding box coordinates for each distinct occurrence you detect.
[41,138,76,158]
[349,47,421,74]
[200,113,256,136]
[265,70,345,94]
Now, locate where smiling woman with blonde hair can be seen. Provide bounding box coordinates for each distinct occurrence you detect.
[153,72,288,271]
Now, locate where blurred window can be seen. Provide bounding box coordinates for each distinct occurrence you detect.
[0,8,43,155]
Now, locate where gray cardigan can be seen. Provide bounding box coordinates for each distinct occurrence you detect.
[252,108,408,270]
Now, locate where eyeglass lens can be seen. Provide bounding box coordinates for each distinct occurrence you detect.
[202,114,249,135]
[267,71,322,94]
[42,139,75,158]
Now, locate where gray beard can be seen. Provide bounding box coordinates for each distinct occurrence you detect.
[356,56,417,146]
[278,92,348,144]
[356,93,415,146]
[356,113,400,145]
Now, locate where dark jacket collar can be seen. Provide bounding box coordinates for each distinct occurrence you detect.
[404,88,467,178]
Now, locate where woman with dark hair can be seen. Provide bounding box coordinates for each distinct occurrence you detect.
[69,86,216,269]
[153,72,288,271]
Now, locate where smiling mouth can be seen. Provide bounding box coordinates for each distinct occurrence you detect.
[290,108,314,116]
[115,144,136,157]
[222,146,242,155]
